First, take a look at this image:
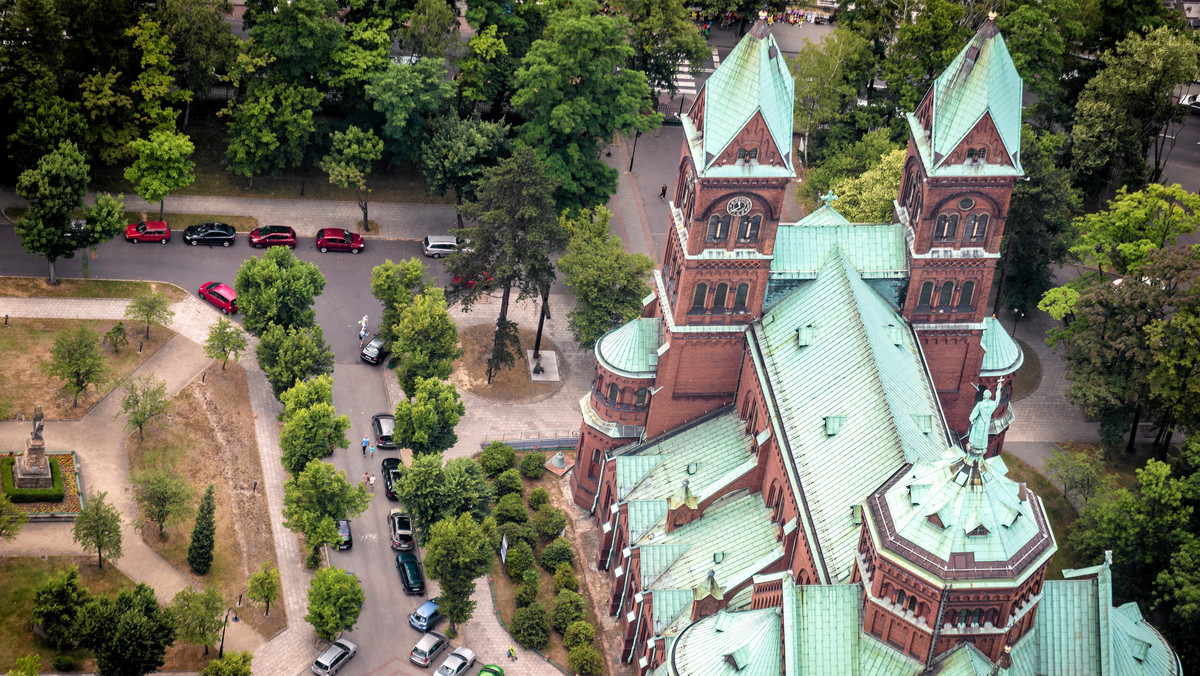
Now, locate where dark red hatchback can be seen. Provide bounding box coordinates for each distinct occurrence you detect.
[125,221,171,243]
[315,228,364,254]
[248,225,297,249]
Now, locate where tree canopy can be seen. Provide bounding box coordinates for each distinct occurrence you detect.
[234,246,327,335]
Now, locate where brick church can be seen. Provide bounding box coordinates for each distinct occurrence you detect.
[568,16,1181,676]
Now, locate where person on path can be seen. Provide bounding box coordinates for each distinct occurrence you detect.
[369,445,375,459]
[369,474,376,490]
[362,472,369,486]
[362,436,369,456]
[659,184,668,199]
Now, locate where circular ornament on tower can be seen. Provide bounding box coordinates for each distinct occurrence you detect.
[958,197,975,210]
[726,196,752,216]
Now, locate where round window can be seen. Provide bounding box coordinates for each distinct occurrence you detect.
[958,197,975,210]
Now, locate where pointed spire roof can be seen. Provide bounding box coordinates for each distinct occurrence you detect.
[927,17,1023,172]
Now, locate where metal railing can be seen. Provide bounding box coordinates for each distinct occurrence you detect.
[479,429,580,452]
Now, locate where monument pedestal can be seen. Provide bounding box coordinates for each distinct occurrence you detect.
[15,437,53,489]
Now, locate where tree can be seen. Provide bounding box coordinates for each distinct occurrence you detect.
[455,25,511,115]
[14,141,89,284]
[479,441,516,477]
[43,325,109,408]
[400,0,458,59]
[1046,445,1106,508]
[279,375,334,423]
[568,645,605,675]
[396,453,494,543]
[125,291,175,339]
[5,654,40,676]
[494,493,528,525]
[825,147,906,223]
[7,91,87,176]
[31,564,90,650]
[283,460,371,567]
[879,0,970,114]
[1156,539,1200,655]
[248,0,344,85]
[539,537,574,572]
[510,602,550,650]
[72,490,123,569]
[788,28,874,168]
[451,147,566,380]
[391,289,462,396]
[76,193,128,280]
[512,0,661,210]
[187,485,217,574]
[494,469,522,497]
[557,206,654,347]
[224,81,324,188]
[168,586,223,654]
[0,492,29,542]
[329,17,393,109]
[532,505,567,541]
[306,567,365,640]
[393,377,465,456]
[133,469,192,537]
[440,457,495,523]
[280,401,350,474]
[550,589,585,633]
[1070,28,1200,198]
[126,16,191,131]
[247,562,281,616]
[370,257,428,353]
[505,539,535,579]
[529,486,550,510]
[422,113,509,227]
[234,246,327,335]
[80,69,138,165]
[124,129,196,218]
[797,130,900,209]
[1088,0,1175,55]
[1069,184,1200,277]
[1145,303,1200,450]
[521,453,545,480]
[624,0,708,98]
[104,322,130,353]
[75,583,176,676]
[424,513,493,632]
[256,323,336,396]
[996,0,1084,130]
[321,126,383,233]
[199,652,253,676]
[154,0,239,127]
[118,375,170,441]
[204,317,248,370]
[555,563,580,594]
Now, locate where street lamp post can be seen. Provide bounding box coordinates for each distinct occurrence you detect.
[218,607,231,658]
[628,130,641,173]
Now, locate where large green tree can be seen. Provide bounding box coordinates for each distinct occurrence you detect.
[1069,183,1200,278]
[789,28,874,168]
[455,25,511,114]
[370,257,427,353]
[72,490,123,569]
[391,289,462,397]
[224,81,323,189]
[188,484,217,574]
[321,126,383,233]
[132,469,192,537]
[365,59,452,166]
[797,129,900,210]
[396,453,494,544]
[155,0,239,127]
[996,0,1085,129]
[280,374,335,423]
[512,0,660,210]
[43,325,109,408]
[824,147,905,223]
[880,0,970,114]
[624,0,708,98]
[248,0,344,85]
[329,17,393,109]
[75,583,176,676]
[400,0,458,59]
[283,459,371,567]
[422,113,509,227]
[80,69,138,165]
[306,567,365,640]
[424,513,494,632]
[169,586,224,654]
[126,17,191,131]
[393,377,465,456]
[256,323,336,396]
[125,129,196,218]
[234,246,327,335]
[31,564,91,650]
[280,401,351,474]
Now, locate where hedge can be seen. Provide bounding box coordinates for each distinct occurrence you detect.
[1,457,65,503]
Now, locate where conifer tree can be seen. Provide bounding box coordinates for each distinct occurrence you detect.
[187,484,216,574]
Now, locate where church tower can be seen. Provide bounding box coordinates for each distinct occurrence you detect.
[896,18,1024,438]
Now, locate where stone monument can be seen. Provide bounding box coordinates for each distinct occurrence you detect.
[15,404,53,489]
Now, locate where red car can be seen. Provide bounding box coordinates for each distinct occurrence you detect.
[198,281,237,314]
[248,225,297,249]
[125,221,171,243]
[453,272,494,289]
[315,228,365,254]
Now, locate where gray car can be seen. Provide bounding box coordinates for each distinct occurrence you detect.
[410,631,449,667]
[312,639,357,675]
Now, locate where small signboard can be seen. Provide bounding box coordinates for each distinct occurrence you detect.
[500,533,509,563]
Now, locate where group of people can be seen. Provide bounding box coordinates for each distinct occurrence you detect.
[361,472,376,490]
[361,435,377,489]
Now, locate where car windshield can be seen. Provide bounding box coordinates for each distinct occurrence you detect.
[363,343,379,356]
[136,223,147,234]
[378,418,394,434]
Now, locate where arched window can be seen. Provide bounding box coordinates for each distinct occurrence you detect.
[934,213,959,241]
[707,215,729,241]
[977,147,987,162]
[895,590,907,606]
[691,283,708,311]
[635,388,648,407]
[588,449,601,479]
[713,283,729,310]
[957,609,970,626]
[738,214,762,241]
[966,213,988,241]
[737,148,759,162]
[911,191,923,222]
[958,281,975,310]
[734,283,749,311]
[907,596,918,613]
[918,282,934,307]
[970,609,983,626]
[607,383,618,405]
[938,281,954,306]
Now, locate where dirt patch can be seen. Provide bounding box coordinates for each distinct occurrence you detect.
[126,364,285,643]
[0,276,186,300]
[0,318,174,420]
[452,324,561,403]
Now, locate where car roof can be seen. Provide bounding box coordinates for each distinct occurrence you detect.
[262,224,292,232]
[426,234,457,244]
[205,282,236,295]
[416,632,446,648]
[397,551,418,562]
[416,598,439,613]
[381,457,401,469]
[320,228,349,237]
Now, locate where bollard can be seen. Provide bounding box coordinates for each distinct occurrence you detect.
[138,341,143,354]
[253,480,258,493]
[202,371,206,384]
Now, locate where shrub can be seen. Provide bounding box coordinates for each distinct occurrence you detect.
[505,540,534,580]
[520,452,545,479]
[510,602,550,650]
[1,457,66,503]
[568,645,605,675]
[551,589,586,633]
[532,505,567,541]
[479,442,516,477]
[564,620,595,650]
[493,469,523,498]
[495,521,537,552]
[540,537,575,572]
[554,562,579,593]
[493,493,528,525]
[528,486,550,511]
[53,655,78,671]
[515,581,539,608]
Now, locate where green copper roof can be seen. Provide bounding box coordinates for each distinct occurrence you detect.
[618,455,664,500]
[980,316,1024,375]
[751,254,949,580]
[772,223,908,281]
[596,317,663,378]
[642,544,692,588]
[624,409,757,505]
[692,20,794,174]
[653,589,695,635]
[792,204,853,227]
[929,20,1023,171]
[1110,603,1180,676]
[931,644,998,676]
[670,608,783,676]
[629,500,669,542]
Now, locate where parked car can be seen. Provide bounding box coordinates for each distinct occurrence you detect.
[396,551,425,594]
[478,666,505,676]
[409,597,442,631]
[382,457,402,500]
[183,221,236,247]
[248,225,297,248]
[125,220,170,243]
[315,228,365,254]
[390,508,415,551]
[312,639,357,675]
[422,235,459,258]
[1180,93,1200,114]
[436,647,477,676]
[198,281,238,314]
[335,520,352,550]
[360,335,389,365]
[372,413,396,449]
[452,272,493,289]
[410,631,448,667]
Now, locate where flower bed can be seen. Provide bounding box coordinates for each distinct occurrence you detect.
[0,452,82,517]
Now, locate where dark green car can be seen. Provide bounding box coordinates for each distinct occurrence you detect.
[396,551,424,594]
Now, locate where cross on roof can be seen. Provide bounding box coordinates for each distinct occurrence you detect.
[819,191,838,208]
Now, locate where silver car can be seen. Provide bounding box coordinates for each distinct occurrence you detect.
[312,639,357,675]
[423,235,459,258]
[410,631,449,667]
[436,647,477,675]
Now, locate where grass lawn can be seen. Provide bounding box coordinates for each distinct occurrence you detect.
[0,276,186,301]
[1011,339,1041,401]
[1003,454,1081,579]
[0,318,174,421]
[452,324,561,403]
[4,207,259,234]
[126,364,285,641]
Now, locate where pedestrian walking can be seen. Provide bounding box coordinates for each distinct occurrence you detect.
[369,445,376,459]
[362,436,369,456]
[362,472,369,486]
[369,474,376,490]
[659,184,668,199]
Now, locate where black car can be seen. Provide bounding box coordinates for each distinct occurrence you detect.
[372,413,396,449]
[336,520,353,550]
[396,551,425,594]
[360,335,389,365]
[382,457,402,500]
[183,222,236,247]
[389,508,415,550]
